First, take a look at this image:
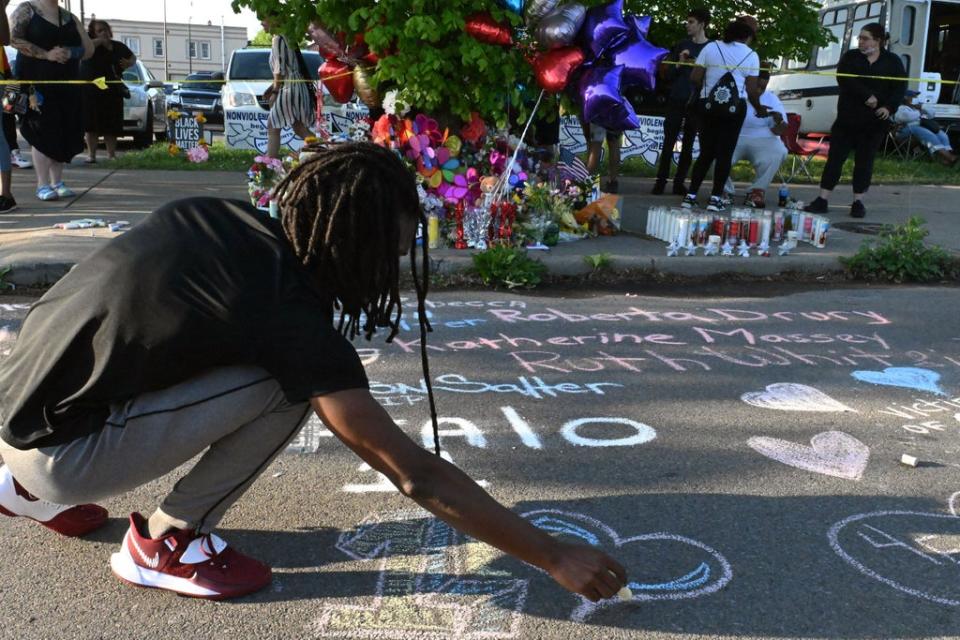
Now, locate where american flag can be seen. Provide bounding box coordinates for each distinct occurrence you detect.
[557,147,590,182]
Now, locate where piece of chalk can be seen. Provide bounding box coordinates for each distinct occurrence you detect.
[617,586,633,601]
[900,454,918,467]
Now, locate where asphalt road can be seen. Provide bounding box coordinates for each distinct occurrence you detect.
[2,286,960,640]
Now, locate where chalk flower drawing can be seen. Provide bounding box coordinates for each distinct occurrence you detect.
[741,383,857,413]
[747,431,869,481]
[310,509,733,636]
[829,495,960,606]
[852,367,946,396]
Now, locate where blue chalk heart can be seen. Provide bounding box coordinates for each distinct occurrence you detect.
[851,367,945,396]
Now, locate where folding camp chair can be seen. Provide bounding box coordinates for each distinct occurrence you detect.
[777,113,829,183]
[882,122,924,160]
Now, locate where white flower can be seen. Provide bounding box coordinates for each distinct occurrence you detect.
[383,90,399,116]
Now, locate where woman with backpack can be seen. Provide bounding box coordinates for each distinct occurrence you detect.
[681,19,765,213]
[260,11,315,159]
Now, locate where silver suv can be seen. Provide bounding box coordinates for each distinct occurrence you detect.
[121,60,167,147]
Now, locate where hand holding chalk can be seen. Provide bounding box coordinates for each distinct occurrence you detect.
[545,542,627,602]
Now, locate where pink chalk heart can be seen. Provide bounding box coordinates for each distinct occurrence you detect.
[748,431,869,480]
[741,383,855,413]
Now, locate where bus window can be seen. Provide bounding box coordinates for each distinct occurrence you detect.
[817,22,848,67]
[788,58,810,70]
[870,2,881,17]
[901,6,916,45]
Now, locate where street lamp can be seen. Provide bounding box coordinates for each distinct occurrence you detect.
[187,14,192,75]
[162,0,169,81]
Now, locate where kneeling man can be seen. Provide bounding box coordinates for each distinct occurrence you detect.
[724,65,788,208]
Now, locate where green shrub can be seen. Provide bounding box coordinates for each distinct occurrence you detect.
[583,252,612,271]
[470,245,546,289]
[841,217,957,283]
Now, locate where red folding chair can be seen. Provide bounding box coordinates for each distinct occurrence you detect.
[778,113,830,183]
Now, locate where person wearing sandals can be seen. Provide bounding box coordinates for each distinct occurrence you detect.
[9,0,93,202]
[81,20,135,164]
[260,11,315,159]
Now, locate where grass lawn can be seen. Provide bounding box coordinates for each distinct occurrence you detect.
[616,153,960,185]
[104,142,258,172]
[109,141,959,186]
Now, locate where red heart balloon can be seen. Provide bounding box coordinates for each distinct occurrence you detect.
[465,12,513,46]
[532,46,585,93]
[320,58,355,104]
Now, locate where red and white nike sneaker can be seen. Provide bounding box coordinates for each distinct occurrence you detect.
[0,464,108,537]
[111,513,272,600]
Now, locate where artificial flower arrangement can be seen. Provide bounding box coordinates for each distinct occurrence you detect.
[245,137,320,211]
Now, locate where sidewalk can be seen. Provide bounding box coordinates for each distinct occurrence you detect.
[1,160,958,286]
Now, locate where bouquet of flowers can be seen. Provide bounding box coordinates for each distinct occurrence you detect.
[247,155,285,209]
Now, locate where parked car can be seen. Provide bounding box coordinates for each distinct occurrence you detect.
[122,60,167,147]
[222,47,368,153]
[166,72,224,125]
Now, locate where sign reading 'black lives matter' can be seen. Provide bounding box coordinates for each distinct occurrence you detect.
[169,114,204,151]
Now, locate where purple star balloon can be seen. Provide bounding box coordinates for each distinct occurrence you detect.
[578,0,630,58]
[609,35,669,92]
[627,14,651,38]
[578,64,639,131]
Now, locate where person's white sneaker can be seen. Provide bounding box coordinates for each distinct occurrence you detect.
[11,150,33,169]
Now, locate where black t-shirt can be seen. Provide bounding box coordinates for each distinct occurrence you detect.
[835,49,907,129]
[666,38,709,104]
[0,198,369,450]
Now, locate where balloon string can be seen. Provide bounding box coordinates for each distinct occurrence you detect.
[493,88,544,205]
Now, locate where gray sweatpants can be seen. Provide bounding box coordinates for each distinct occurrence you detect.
[0,366,311,533]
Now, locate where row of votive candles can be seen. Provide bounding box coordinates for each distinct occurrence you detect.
[646,207,829,249]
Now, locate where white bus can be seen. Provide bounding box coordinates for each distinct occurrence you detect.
[768,0,960,133]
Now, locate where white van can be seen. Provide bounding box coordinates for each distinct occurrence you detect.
[222,47,368,153]
[769,0,960,133]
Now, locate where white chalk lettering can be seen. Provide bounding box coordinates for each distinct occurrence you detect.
[560,417,657,448]
[501,406,543,449]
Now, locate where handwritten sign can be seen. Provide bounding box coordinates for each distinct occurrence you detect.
[169,114,204,151]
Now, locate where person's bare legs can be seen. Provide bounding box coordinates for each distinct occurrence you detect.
[85,133,99,162]
[292,120,314,141]
[585,141,603,173]
[607,137,621,183]
[267,128,281,159]
[104,135,118,160]
[32,149,54,188]
[49,160,64,187]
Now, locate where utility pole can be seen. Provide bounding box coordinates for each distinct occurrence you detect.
[220,16,225,74]
[162,0,169,81]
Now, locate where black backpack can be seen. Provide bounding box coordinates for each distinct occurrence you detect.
[701,43,752,119]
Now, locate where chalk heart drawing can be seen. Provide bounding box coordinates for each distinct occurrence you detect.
[852,367,946,396]
[310,509,733,637]
[741,383,856,413]
[747,431,869,480]
[523,509,733,623]
[829,494,960,606]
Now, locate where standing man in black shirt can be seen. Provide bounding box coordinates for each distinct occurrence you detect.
[652,8,711,196]
[805,23,906,218]
[0,143,627,601]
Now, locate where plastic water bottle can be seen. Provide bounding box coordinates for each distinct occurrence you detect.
[778,184,790,208]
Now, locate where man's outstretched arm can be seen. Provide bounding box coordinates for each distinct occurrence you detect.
[312,389,627,602]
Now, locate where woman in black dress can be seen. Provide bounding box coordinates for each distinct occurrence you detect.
[10,0,93,201]
[81,20,135,163]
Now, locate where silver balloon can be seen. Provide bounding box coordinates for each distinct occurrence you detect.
[536,3,587,48]
[525,0,561,26]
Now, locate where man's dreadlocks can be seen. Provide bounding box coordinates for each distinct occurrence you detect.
[272,142,441,454]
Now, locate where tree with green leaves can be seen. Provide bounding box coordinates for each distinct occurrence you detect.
[230,0,829,127]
